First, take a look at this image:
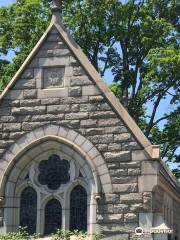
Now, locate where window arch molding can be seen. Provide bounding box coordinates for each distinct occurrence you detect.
[1,124,113,197]
[2,127,105,236]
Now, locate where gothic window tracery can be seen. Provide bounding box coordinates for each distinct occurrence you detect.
[38,154,70,190]
[19,152,91,235]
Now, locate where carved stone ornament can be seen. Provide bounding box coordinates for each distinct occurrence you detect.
[43,67,65,89]
[0,197,5,206]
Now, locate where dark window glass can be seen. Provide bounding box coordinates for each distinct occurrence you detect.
[45,199,62,235]
[20,187,37,235]
[70,185,87,232]
[38,154,70,190]
[168,235,171,240]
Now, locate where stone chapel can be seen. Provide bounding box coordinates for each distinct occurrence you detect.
[0,1,179,240]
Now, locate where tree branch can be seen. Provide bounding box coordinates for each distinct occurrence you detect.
[153,112,176,126]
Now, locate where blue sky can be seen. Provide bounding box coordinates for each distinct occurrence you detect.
[0,0,15,6]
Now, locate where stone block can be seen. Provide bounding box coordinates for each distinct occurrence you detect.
[93,155,105,166]
[66,130,78,142]
[112,176,137,184]
[22,122,46,131]
[120,193,142,204]
[5,90,23,100]
[104,126,123,134]
[97,165,109,176]
[31,114,64,121]
[80,119,97,128]
[82,85,100,95]
[39,57,69,67]
[85,128,104,135]
[122,141,140,151]
[41,98,60,105]
[89,95,104,103]
[0,108,11,116]
[141,161,159,175]
[21,69,34,79]
[73,66,85,76]
[0,116,16,123]
[98,118,122,126]
[37,88,68,98]
[70,104,80,112]
[114,133,131,142]
[132,150,149,161]
[47,105,70,113]
[109,169,128,176]
[98,204,114,214]
[104,151,131,162]
[105,194,120,204]
[138,175,158,192]
[124,213,138,222]
[97,144,108,152]
[98,214,123,223]
[70,76,92,86]
[113,183,138,193]
[20,99,41,107]
[23,89,37,99]
[89,111,116,119]
[81,140,93,153]
[129,203,144,212]
[68,87,82,97]
[65,112,88,120]
[108,143,121,151]
[80,103,97,112]
[120,162,141,168]
[12,106,46,115]
[14,78,36,89]
[99,222,138,234]
[128,168,141,175]
[113,204,129,214]
[74,134,86,146]
[3,123,21,132]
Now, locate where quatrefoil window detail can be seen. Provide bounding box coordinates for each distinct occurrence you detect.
[38,154,70,190]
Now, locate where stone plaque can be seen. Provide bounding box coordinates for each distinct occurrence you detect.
[43,67,65,88]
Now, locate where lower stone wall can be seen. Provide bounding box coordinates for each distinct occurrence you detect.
[152,185,180,240]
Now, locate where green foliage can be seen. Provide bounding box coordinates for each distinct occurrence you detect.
[0,228,39,240]
[52,229,88,240]
[0,0,179,177]
[52,229,73,240]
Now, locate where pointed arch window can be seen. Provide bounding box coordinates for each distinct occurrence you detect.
[45,199,62,235]
[70,185,87,232]
[20,187,37,235]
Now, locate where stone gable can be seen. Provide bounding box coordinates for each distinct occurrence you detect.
[0,13,179,239]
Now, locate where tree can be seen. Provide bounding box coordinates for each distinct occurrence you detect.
[0,0,179,177]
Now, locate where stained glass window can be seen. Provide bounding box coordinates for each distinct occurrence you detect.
[70,185,87,232]
[20,187,37,235]
[38,154,70,190]
[45,199,62,235]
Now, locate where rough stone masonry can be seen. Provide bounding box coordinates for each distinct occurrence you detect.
[0,3,179,240]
